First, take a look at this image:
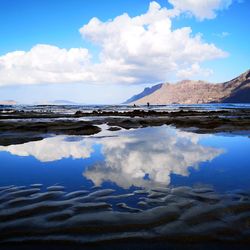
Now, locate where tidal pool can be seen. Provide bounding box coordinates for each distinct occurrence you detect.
[0,126,249,192]
[0,126,250,246]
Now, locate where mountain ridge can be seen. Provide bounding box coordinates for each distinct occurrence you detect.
[126,70,250,105]
[0,100,17,105]
[123,83,163,104]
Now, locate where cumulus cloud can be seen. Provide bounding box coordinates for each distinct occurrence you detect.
[169,0,233,20]
[0,44,94,85]
[0,1,229,86]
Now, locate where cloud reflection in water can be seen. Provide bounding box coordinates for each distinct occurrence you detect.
[0,127,223,188]
[85,128,223,188]
[0,136,94,162]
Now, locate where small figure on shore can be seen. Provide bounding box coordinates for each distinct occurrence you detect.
[147,102,150,107]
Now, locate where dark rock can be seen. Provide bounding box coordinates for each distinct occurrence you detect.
[107,126,121,131]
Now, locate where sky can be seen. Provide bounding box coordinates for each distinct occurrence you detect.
[0,0,249,104]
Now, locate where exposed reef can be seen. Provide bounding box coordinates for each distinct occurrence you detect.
[1,109,250,145]
[0,120,101,145]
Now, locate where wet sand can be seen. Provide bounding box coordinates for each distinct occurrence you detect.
[0,184,250,248]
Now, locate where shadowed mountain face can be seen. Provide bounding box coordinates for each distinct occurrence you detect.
[124,83,163,104]
[127,70,250,105]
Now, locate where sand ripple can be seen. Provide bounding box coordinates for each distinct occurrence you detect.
[0,185,250,245]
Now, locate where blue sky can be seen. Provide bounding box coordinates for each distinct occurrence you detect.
[0,0,249,104]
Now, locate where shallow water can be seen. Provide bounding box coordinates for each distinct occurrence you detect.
[0,125,250,246]
[0,126,249,192]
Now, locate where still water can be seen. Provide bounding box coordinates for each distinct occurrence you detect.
[0,126,249,193]
[1,125,250,246]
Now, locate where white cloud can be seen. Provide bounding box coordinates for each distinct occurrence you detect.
[169,0,233,20]
[213,31,230,38]
[0,44,94,85]
[0,2,228,86]
[176,63,213,78]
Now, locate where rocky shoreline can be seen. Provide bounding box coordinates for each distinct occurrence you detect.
[1,109,250,145]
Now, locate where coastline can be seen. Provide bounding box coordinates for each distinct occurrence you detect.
[1,104,250,249]
[1,107,250,146]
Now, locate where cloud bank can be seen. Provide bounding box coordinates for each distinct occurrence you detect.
[0,1,230,86]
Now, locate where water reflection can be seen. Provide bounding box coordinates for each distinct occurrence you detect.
[85,128,223,188]
[0,127,223,188]
[0,136,93,162]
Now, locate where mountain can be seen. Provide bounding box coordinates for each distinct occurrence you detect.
[126,70,250,105]
[34,100,81,105]
[0,100,17,105]
[50,100,79,105]
[123,83,163,104]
